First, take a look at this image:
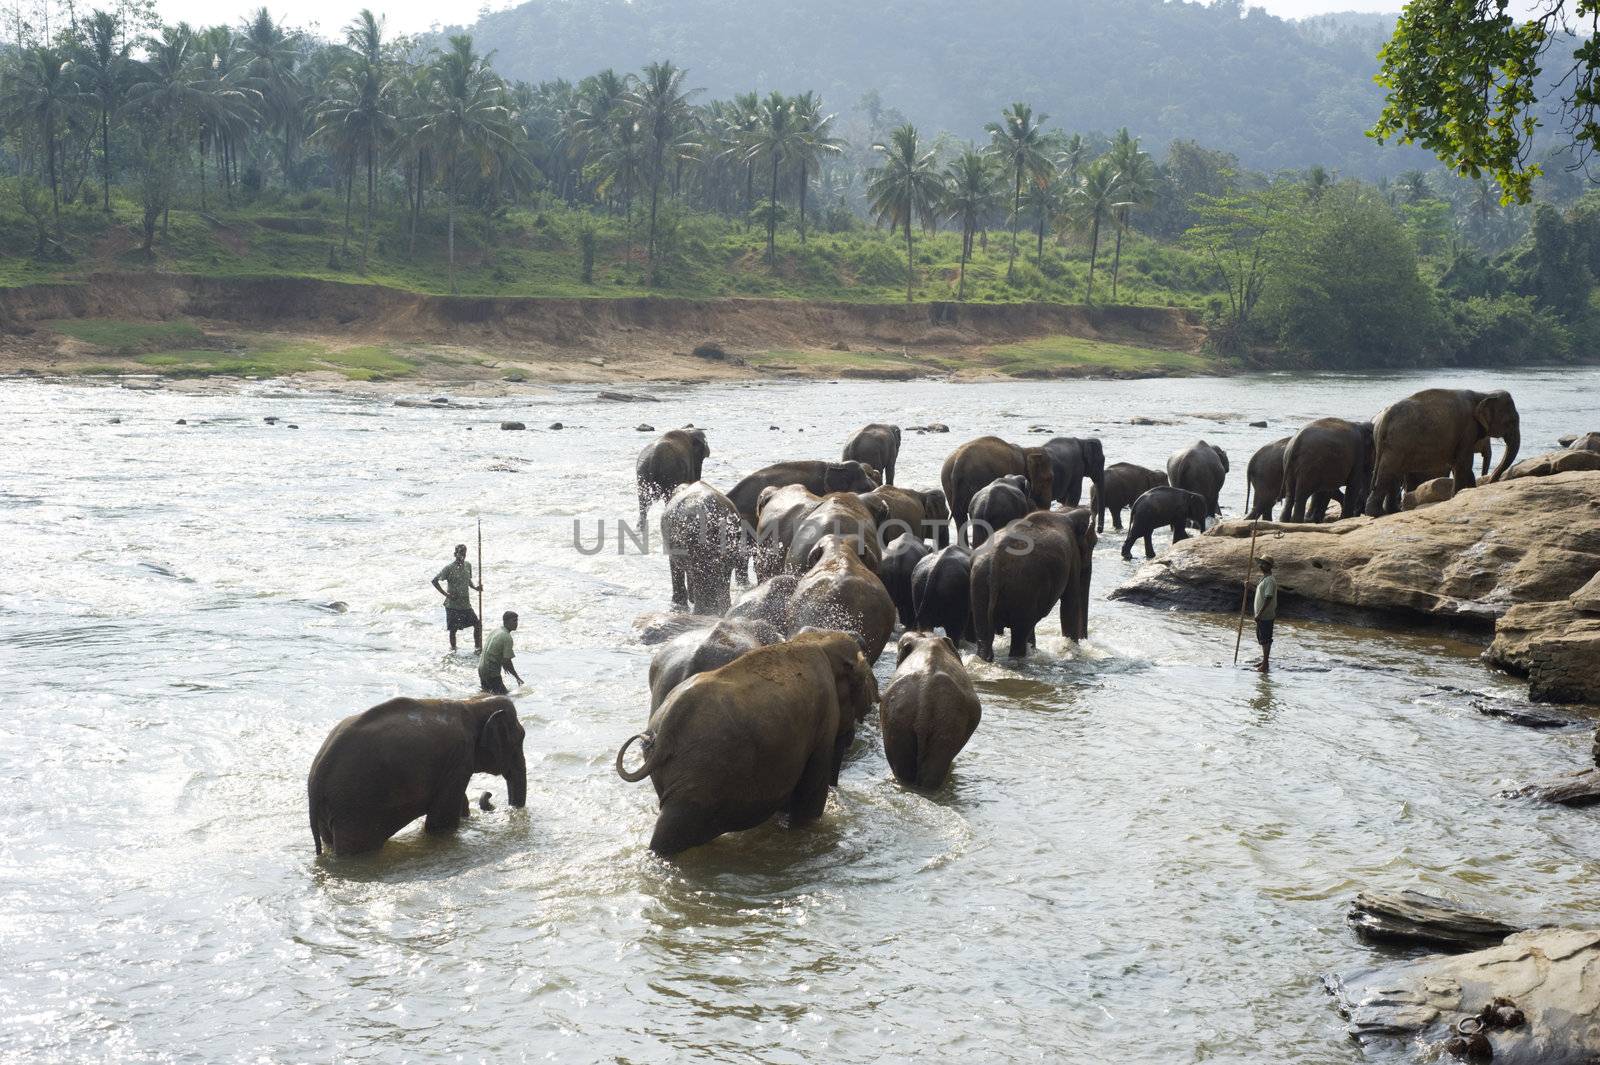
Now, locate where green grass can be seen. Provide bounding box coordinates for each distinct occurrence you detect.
[134,340,414,380]
[47,318,204,353]
[982,335,1212,374]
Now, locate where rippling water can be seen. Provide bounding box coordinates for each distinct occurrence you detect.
[2,367,1597,1064]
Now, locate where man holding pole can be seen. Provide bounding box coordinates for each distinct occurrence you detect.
[431,544,482,653]
[1253,556,1279,673]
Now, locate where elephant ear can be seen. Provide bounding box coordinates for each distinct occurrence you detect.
[475,707,510,771]
[890,425,902,445]
[922,489,949,520]
[860,493,892,529]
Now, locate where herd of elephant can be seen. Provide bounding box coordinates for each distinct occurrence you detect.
[304,385,1522,860]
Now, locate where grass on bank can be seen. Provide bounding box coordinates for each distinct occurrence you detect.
[982,335,1212,374]
[137,342,413,380]
[46,318,205,352]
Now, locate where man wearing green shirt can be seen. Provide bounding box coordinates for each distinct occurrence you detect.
[480,611,524,694]
[431,544,482,652]
[1253,556,1279,674]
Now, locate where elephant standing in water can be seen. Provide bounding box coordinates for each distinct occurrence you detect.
[940,436,1054,544]
[969,509,1090,662]
[1244,438,1290,521]
[615,631,878,857]
[860,485,950,547]
[967,475,1034,548]
[1122,486,1208,559]
[788,535,897,664]
[1279,418,1373,523]
[727,460,881,581]
[880,632,982,790]
[636,429,709,526]
[661,482,742,615]
[308,696,527,856]
[1365,389,1520,515]
[1041,436,1105,512]
[843,423,901,486]
[1091,462,1167,533]
[911,545,972,646]
[648,617,787,710]
[880,535,932,628]
[1167,441,1229,522]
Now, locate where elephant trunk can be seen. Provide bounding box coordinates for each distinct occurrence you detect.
[1488,428,1519,483]
[506,750,527,808]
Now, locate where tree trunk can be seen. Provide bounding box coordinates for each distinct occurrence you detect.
[1111,222,1124,301]
[798,160,807,243]
[447,156,458,293]
[46,115,60,229]
[1085,215,1100,303]
[958,222,969,301]
[744,161,754,231]
[905,217,914,303]
[342,167,352,253]
[101,106,111,213]
[362,143,373,272]
[198,133,207,212]
[766,149,780,264]
[1036,212,1046,261]
[409,155,422,257]
[1006,166,1021,282]
[647,170,661,285]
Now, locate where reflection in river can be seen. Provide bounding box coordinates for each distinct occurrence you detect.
[1,368,1597,1063]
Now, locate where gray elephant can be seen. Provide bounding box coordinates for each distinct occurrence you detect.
[967,475,1033,548]
[1167,440,1229,520]
[661,481,741,615]
[308,696,527,856]
[1121,486,1208,560]
[752,484,822,582]
[788,534,898,664]
[970,509,1089,661]
[648,617,786,710]
[1041,436,1106,511]
[940,436,1054,539]
[785,492,887,574]
[1366,388,1520,516]
[880,632,982,790]
[726,573,799,631]
[727,460,882,581]
[1244,438,1290,521]
[1091,462,1167,533]
[911,545,972,646]
[636,428,709,527]
[1052,504,1096,641]
[1280,418,1372,523]
[615,630,878,856]
[860,485,950,547]
[843,423,902,486]
[880,534,932,628]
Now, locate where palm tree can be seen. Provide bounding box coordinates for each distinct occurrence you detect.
[1057,132,1090,187]
[1305,164,1331,201]
[3,46,93,228]
[77,10,131,213]
[626,60,696,284]
[790,91,842,243]
[746,91,802,263]
[1024,175,1064,262]
[124,24,213,234]
[192,27,257,212]
[1106,134,1155,300]
[239,8,304,188]
[943,148,1000,300]
[313,9,395,270]
[728,90,761,226]
[565,68,631,210]
[1070,160,1124,304]
[985,102,1054,283]
[388,64,433,255]
[867,124,942,302]
[419,34,513,293]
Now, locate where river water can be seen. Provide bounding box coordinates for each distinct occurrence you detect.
[1,367,1597,1064]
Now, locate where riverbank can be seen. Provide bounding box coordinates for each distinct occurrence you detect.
[0,272,1215,387]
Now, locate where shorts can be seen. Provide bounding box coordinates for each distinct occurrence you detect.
[1255,617,1275,646]
[446,606,480,632]
[479,668,508,695]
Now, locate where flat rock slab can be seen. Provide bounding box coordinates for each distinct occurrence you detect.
[1327,928,1600,1063]
[1503,767,1600,807]
[1348,890,1524,952]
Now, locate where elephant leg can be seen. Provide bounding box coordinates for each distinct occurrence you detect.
[1059,595,1073,638]
[1309,493,1329,523]
[788,747,832,823]
[886,461,896,487]
[1454,458,1476,491]
[1112,507,1123,532]
[1008,626,1029,658]
[424,769,472,835]
[668,554,688,607]
[1171,522,1187,543]
[1144,531,1156,559]
[1121,525,1138,560]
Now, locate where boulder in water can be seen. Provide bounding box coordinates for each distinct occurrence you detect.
[548,422,563,430]
[1347,890,1525,952]
[500,421,526,431]
[635,423,655,432]
[1566,431,1600,453]
[598,390,659,403]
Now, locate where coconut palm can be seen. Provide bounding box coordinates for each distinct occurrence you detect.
[1107,135,1156,300]
[985,102,1054,282]
[238,8,304,188]
[1069,159,1125,304]
[76,10,132,213]
[313,9,395,270]
[746,91,803,263]
[625,60,697,284]
[124,24,214,233]
[943,147,1000,300]
[867,123,942,302]
[791,91,842,243]
[3,46,94,227]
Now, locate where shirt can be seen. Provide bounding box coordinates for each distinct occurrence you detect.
[1254,574,1279,621]
[436,559,473,609]
[481,627,515,672]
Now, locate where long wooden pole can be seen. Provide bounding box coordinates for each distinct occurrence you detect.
[1233,519,1260,665]
[477,517,484,625]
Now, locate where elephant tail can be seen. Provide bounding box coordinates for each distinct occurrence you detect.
[309,794,323,856]
[616,731,659,783]
[1243,478,1251,515]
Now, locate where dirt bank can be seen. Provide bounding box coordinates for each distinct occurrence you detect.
[0,272,1208,385]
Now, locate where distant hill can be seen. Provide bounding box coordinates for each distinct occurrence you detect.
[454,0,1431,176]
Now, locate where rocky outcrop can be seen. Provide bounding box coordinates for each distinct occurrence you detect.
[1504,448,1600,479]
[1326,928,1600,1064]
[1401,475,1454,510]
[1111,467,1600,701]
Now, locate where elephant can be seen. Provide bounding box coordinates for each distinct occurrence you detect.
[661,481,742,615]
[911,545,972,646]
[843,423,902,486]
[648,617,786,710]
[969,509,1089,662]
[727,460,882,581]
[1121,486,1208,560]
[1090,462,1167,533]
[1279,418,1373,524]
[1041,436,1106,512]
[880,632,982,790]
[726,574,799,631]
[1403,436,1493,492]
[967,475,1034,548]
[785,492,887,574]
[615,630,878,857]
[636,428,709,527]
[308,695,527,856]
[940,436,1054,542]
[788,534,898,664]
[880,534,932,628]
[1167,441,1229,521]
[1244,438,1290,521]
[860,485,950,547]
[752,484,822,582]
[1051,505,1096,641]
[1365,389,1520,516]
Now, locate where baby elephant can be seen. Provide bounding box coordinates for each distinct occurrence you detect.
[1121,486,1209,560]
[308,696,527,856]
[880,632,981,789]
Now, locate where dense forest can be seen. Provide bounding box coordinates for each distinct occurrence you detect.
[0,0,1597,370]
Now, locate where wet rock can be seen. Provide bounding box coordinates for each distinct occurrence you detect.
[1347,890,1525,952]
[429,396,449,405]
[635,423,655,432]
[1559,434,1577,447]
[1028,425,1053,434]
[488,463,521,473]
[1503,767,1600,806]
[478,791,494,811]
[1470,696,1594,730]
[1566,432,1599,452]
[769,425,779,431]
[287,424,299,429]
[176,418,187,425]
[313,601,349,613]
[548,422,563,430]
[264,416,279,424]
[1326,927,1600,1063]
[1249,420,1269,428]
[1487,600,1600,704]
[1504,448,1600,479]
[1402,475,1455,510]
[500,421,526,431]
[108,417,121,424]
[598,390,659,403]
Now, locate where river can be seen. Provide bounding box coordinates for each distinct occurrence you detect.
[1,367,1596,1064]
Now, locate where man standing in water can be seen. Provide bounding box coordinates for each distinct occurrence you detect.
[1253,556,1279,673]
[432,544,482,653]
[480,611,524,694]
